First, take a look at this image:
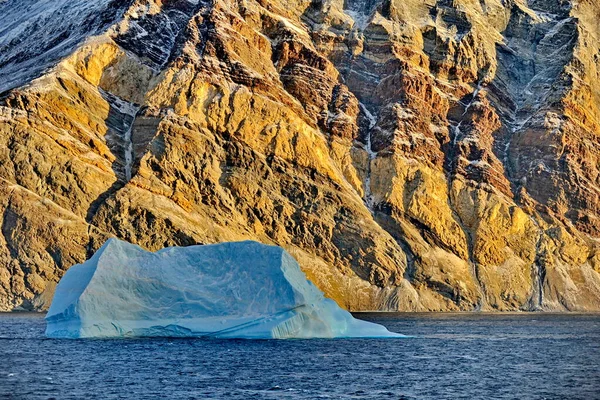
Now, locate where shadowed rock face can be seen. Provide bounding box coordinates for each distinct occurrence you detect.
[0,0,599,312]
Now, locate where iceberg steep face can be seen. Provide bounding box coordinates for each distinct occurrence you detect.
[45,239,401,339]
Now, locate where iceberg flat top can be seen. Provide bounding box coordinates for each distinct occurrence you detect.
[45,239,402,339]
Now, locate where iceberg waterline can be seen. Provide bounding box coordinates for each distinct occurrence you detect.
[45,239,402,339]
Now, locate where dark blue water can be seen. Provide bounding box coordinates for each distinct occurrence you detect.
[1,313,599,399]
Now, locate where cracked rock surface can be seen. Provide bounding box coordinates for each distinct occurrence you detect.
[0,0,599,311]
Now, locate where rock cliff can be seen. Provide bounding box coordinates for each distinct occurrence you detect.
[1,0,599,311]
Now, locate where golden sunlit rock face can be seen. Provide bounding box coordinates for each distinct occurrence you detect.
[0,0,599,311]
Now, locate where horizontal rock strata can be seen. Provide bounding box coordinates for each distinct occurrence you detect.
[0,0,599,311]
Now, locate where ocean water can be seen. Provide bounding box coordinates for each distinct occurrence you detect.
[1,313,599,399]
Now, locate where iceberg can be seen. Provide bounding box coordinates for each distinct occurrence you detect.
[45,239,402,339]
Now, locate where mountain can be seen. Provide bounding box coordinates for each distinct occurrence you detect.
[0,0,599,312]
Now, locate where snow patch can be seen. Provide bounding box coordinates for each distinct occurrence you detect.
[345,9,373,31]
[123,112,138,181]
[359,103,378,210]
[0,0,127,93]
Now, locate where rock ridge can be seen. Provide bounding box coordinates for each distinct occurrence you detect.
[0,0,599,311]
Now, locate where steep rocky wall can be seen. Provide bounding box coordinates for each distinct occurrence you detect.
[0,0,598,311]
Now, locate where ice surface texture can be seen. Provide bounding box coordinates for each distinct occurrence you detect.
[45,239,401,339]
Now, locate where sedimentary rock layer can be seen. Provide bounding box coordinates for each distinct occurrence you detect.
[1,0,599,311]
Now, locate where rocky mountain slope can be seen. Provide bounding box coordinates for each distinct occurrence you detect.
[0,0,599,311]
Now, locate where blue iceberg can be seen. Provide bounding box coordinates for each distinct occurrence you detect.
[45,239,401,339]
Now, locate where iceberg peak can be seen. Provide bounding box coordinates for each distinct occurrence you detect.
[45,239,402,339]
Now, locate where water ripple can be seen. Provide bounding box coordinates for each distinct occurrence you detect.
[1,312,599,399]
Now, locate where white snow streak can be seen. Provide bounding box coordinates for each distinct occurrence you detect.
[359,102,378,210]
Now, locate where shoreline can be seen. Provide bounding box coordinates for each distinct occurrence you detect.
[3,310,600,315]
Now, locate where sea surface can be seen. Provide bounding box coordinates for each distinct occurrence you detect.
[1,313,599,399]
